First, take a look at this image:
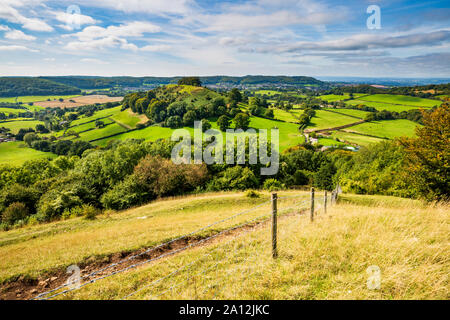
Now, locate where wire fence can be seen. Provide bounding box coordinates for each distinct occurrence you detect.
[33,188,339,300]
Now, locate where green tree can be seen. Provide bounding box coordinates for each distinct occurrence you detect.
[23,132,39,147]
[233,113,250,130]
[401,103,450,201]
[228,88,242,103]
[178,77,202,87]
[183,110,197,126]
[217,115,230,132]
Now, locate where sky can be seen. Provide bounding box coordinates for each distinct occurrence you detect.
[0,0,449,78]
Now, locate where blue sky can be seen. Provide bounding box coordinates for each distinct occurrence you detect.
[0,0,449,77]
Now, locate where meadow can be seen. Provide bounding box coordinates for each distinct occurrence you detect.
[0,95,80,104]
[0,120,45,134]
[323,108,370,119]
[348,119,419,139]
[330,131,384,147]
[0,141,56,165]
[1,191,447,300]
[307,110,361,130]
[345,94,441,112]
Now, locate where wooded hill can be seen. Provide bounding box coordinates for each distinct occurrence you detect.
[0,78,81,97]
[38,76,327,89]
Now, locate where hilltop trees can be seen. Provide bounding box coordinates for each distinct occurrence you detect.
[178,77,202,87]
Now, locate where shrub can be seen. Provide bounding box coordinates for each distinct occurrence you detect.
[101,176,149,211]
[263,179,284,192]
[0,184,40,214]
[208,166,259,191]
[2,202,29,225]
[83,204,100,220]
[245,190,261,198]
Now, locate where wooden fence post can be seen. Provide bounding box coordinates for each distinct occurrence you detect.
[324,191,327,215]
[271,193,278,259]
[310,188,315,222]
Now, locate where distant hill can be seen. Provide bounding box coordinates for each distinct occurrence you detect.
[0,77,81,97]
[39,75,327,90]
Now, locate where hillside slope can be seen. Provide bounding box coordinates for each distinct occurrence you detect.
[0,192,447,300]
[0,78,81,97]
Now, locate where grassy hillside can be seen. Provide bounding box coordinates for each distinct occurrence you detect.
[0,191,447,300]
[346,94,441,112]
[0,78,81,97]
[0,141,56,165]
[0,120,45,134]
[308,110,361,130]
[348,119,419,139]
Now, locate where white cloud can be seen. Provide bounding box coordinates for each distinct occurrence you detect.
[0,25,10,31]
[81,58,109,65]
[5,29,36,41]
[0,45,38,52]
[0,1,53,32]
[140,44,171,52]
[53,11,98,31]
[65,36,137,52]
[72,22,161,41]
[64,21,161,52]
[74,0,193,15]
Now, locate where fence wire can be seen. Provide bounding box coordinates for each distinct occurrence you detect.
[33,191,332,300]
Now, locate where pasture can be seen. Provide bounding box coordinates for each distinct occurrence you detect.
[308,110,361,130]
[330,131,384,147]
[0,141,56,165]
[348,119,419,140]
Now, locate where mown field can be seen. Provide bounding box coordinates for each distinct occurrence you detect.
[1,191,447,300]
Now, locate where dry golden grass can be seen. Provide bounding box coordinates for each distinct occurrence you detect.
[1,191,448,300]
[50,195,448,300]
[0,191,308,283]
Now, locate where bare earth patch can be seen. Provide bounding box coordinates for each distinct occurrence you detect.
[35,95,123,108]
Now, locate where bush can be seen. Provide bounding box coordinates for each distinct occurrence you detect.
[101,176,149,211]
[208,166,258,191]
[83,204,100,220]
[2,202,29,225]
[0,184,40,214]
[245,190,261,198]
[263,179,284,192]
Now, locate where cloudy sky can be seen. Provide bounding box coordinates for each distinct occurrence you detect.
[0,0,449,77]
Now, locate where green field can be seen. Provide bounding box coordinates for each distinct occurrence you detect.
[359,94,440,108]
[94,116,304,152]
[318,93,367,102]
[0,120,45,134]
[111,110,144,129]
[0,141,56,165]
[323,108,370,119]
[75,123,127,142]
[317,137,347,147]
[0,95,80,104]
[330,131,384,147]
[273,109,298,123]
[348,119,419,139]
[254,90,281,96]
[308,110,361,130]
